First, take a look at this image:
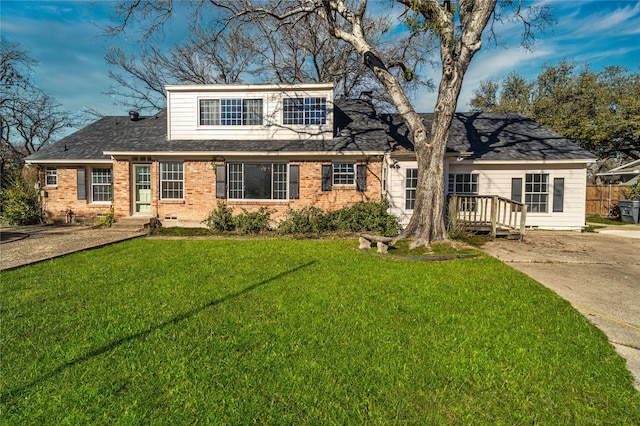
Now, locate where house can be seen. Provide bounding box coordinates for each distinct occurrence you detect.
[596,159,640,186]
[383,112,597,230]
[25,83,597,231]
[26,83,388,226]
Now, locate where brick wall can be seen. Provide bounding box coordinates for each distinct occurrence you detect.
[223,160,383,220]
[39,165,113,223]
[40,158,384,225]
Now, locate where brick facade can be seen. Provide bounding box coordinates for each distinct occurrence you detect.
[39,158,383,225]
[39,165,113,224]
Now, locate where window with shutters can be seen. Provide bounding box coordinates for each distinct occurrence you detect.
[332,163,355,185]
[525,173,549,213]
[91,168,113,203]
[227,163,289,200]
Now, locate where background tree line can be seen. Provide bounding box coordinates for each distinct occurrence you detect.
[469,60,640,161]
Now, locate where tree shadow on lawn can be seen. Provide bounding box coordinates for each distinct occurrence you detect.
[4,261,317,402]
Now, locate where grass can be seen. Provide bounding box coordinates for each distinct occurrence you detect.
[1,239,639,424]
[586,216,629,225]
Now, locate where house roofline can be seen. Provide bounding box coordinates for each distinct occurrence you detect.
[165,82,334,92]
[457,158,596,165]
[388,153,595,165]
[102,150,385,157]
[25,159,113,165]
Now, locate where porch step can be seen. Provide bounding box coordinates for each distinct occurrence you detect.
[111,216,156,232]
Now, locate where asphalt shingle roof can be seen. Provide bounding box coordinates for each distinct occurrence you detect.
[383,112,597,161]
[26,100,596,163]
[26,99,390,162]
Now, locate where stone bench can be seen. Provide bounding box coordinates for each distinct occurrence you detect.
[359,233,395,253]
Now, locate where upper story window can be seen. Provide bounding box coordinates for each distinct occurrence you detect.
[283,97,327,125]
[45,167,57,186]
[199,98,263,126]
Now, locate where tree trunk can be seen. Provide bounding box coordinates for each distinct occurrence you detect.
[395,0,497,247]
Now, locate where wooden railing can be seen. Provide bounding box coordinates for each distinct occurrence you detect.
[447,195,527,240]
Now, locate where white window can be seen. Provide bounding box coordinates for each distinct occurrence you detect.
[448,173,479,211]
[45,167,57,186]
[332,163,355,185]
[525,173,548,213]
[92,168,112,203]
[283,97,327,125]
[161,162,184,199]
[405,168,418,210]
[228,163,288,200]
[199,98,263,126]
[448,174,479,195]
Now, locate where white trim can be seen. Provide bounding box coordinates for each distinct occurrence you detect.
[103,150,385,157]
[25,159,113,165]
[166,83,334,92]
[453,158,596,165]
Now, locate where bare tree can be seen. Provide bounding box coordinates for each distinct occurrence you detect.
[104,2,433,112]
[105,24,257,111]
[1,37,75,173]
[105,0,551,246]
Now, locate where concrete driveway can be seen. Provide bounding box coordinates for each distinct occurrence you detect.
[482,225,640,391]
[0,224,145,271]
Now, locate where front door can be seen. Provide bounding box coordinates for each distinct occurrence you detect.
[134,164,152,214]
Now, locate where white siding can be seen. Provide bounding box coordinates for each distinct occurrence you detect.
[386,158,590,230]
[166,85,334,141]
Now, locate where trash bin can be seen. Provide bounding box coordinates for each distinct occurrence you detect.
[619,200,640,224]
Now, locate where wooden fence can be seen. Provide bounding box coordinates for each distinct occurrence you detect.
[586,185,627,217]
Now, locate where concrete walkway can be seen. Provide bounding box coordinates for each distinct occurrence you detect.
[482,224,640,391]
[0,224,146,271]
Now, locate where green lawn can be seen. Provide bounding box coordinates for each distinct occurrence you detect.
[1,239,639,424]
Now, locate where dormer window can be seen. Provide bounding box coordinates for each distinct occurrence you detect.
[199,98,263,126]
[283,97,327,125]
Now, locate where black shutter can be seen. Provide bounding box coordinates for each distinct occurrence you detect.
[289,165,300,199]
[356,164,367,192]
[553,177,564,212]
[77,168,86,200]
[511,178,522,203]
[321,165,332,191]
[216,164,226,199]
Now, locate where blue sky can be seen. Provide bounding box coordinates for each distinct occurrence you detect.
[2,0,639,121]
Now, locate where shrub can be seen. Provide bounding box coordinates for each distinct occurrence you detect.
[95,204,115,228]
[204,201,235,232]
[325,200,400,236]
[234,207,272,234]
[622,183,640,200]
[276,206,327,238]
[1,173,40,225]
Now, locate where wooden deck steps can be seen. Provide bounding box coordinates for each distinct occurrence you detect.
[448,195,527,241]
